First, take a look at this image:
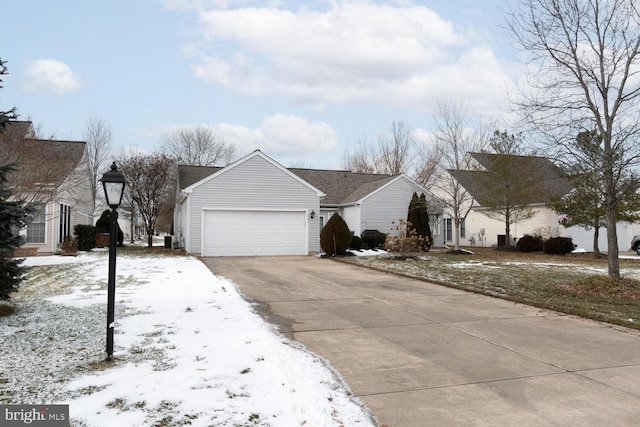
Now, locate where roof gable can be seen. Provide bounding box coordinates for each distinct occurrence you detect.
[183,150,325,196]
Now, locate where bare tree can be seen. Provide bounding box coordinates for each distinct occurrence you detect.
[507,0,640,279]
[377,121,414,175]
[342,139,378,174]
[84,116,113,213]
[342,121,414,175]
[430,100,490,250]
[118,153,176,247]
[161,125,236,166]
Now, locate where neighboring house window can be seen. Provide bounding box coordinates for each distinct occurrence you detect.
[26,203,46,244]
[444,218,465,241]
[59,204,71,243]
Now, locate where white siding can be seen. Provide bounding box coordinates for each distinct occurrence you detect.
[341,206,361,234]
[185,154,320,255]
[359,176,422,234]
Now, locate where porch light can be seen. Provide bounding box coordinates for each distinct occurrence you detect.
[310,210,316,219]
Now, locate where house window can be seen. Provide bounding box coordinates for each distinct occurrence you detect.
[26,203,46,244]
[59,204,71,243]
[429,214,440,235]
[444,218,465,241]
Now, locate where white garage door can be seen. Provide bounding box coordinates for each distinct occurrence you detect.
[203,210,307,256]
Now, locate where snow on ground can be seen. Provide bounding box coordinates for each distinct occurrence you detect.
[1,252,376,427]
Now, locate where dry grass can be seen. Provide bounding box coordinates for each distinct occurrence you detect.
[340,247,640,329]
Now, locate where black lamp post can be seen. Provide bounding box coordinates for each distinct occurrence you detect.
[100,162,126,360]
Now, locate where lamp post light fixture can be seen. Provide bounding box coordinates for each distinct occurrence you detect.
[100,162,126,360]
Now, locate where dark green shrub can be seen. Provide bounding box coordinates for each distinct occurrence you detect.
[361,230,386,249]
[543,236,575,255]
[350,235,366,250]
[95,210,110,233]
[74,224,97,251]
[320,214,352,256]
[517,234,543,252]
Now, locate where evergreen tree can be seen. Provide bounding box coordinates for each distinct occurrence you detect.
[0,163,32,300]
[407,192,432,251]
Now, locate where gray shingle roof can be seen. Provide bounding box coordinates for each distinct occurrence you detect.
[178,165,222,190]
[448,153,574,206]
[0,121,87,189]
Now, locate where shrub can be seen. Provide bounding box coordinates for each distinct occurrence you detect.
[74,224,97,251]
[320,213,352,256]
[95,210,111,233]
[517,234,543,252]
[543,236,575,255]
[350,235,366,250]
[361,230,386,249]
[385,219,428,258]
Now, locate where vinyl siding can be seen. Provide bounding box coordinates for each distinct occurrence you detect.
[359,176,423,234]
[186,154,320,255]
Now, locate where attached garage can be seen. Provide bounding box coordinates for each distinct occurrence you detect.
[176,150,324,256]
[202,209,308,256]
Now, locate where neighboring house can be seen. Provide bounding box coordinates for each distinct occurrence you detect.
[175,150,443,256]
[443,152,575,248]
[0,121,94,255]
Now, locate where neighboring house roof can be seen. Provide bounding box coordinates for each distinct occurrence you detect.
[448,152,574,206]
[0,121,87,192]
[178,164,222,190]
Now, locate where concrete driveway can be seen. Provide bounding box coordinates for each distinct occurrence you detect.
[201,256,640,426]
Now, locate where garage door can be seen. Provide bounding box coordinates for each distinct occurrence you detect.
[203,210,307,256]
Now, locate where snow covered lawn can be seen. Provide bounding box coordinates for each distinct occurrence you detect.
[1,250,376,427]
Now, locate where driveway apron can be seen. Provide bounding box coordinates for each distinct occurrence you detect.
[200,256,640,427]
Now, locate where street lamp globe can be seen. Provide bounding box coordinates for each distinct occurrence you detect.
[101,162,126,209]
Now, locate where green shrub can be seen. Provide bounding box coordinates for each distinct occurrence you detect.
[95,210,111,233]
[350,235,366,250]
[543,236,575,255]
[517,234,543,252]
[320,214,352,256]
[74,224,97,251]
[361,230,386,249]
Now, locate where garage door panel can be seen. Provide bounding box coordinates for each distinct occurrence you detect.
[204,210,306,256]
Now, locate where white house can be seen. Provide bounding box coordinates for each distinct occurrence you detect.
[1,121,94,255]
[175,150,443,256]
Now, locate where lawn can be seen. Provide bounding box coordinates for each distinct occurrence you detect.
[340,247,640,329]
[0,247,375,426]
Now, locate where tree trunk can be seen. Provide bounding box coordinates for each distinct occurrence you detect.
[593,226,600,256]
[454,222,461,250]
[505,206,511,247]
[606,204,620,279]
[147,226,154,247]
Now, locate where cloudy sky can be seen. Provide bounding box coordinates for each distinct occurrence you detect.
[1,0,521,169]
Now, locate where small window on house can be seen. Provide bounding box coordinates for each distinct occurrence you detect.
[26,203,46,244]
[460,219,466,239]
[445,218,453,241]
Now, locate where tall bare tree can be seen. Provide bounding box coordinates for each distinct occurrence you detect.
[161,125,236,166]
[507,0,640,279]
[84,116,113,213]
[430,101,490,250]
[342,121,414,175]
[118,153,176,247]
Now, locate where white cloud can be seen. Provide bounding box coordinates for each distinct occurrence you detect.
[214,114,337,163]
[23,59,81,95]
[185,2,517,114]
[143,114,337,164]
